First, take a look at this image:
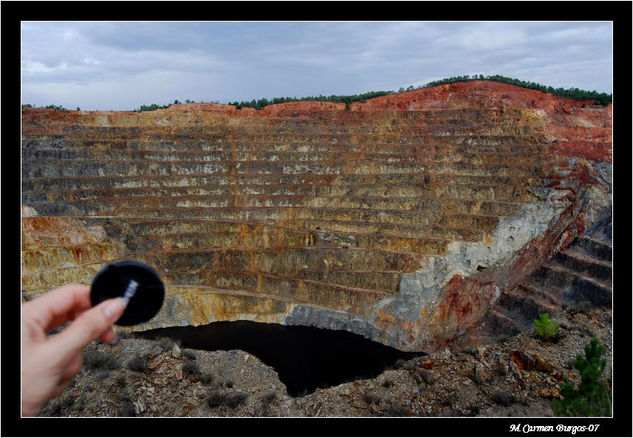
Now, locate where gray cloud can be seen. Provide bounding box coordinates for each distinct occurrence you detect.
[21,21,612,110]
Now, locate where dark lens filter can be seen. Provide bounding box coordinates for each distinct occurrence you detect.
[90,260,165,326]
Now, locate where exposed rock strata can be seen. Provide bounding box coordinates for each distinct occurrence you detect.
[21,81,612,352]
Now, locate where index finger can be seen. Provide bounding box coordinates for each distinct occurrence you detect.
[23,284,92,332]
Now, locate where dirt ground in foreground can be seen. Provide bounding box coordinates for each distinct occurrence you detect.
[39,305,612,418]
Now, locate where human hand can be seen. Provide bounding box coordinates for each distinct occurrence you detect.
[21,284,128,416]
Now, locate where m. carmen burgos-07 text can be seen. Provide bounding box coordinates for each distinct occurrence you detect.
[509,424,600,434]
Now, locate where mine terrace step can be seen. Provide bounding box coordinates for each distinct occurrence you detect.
[22,156,552,177]
[21,186,546,210]
[248,272,391,314]
[162,264,402,294]
[48,121,545,136]
[516,279,566,307]
[23,186,533,210]
[22,110,551,134]
[534,261,612,290]
[21,262,390,315]
[21,142,559,161]
[20,187,528,214]
[22,162,550,184]
[532,261,612,307]
[573,235,612,261]
[22,187,527,217]
[21,215,451,258]
[22,143,562,159]
[290,218,490,242]
[152,267,396,314]
[22,206,504,246]
[21,260,114,290]
[139,214,472,248]
[126,224,451,254]
[27,187,529,214]
[24,202,496,242]
[22,215,488,251]
[20,205,507,245]
[494,287,560,323]
[22,134,564,155]
[23,147,553,165]
[148,246,424,273]
[317,183,536,202]
[22,169,548,192]
[24,243,425,280]
[23,131,552,147]
[552,247,612,282]
[22,173,331,191]
[22,242,123,269]
[134,226,450,256]
[27,137,551,153]
[487,307,527,334]
[22,177,526,215]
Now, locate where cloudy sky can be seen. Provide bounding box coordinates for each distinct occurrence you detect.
[21,21,612,111]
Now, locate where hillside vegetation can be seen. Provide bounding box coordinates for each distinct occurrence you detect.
[225,75,612,110]
[22,75,612,112]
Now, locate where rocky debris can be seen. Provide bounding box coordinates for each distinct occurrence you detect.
[510,347,554,373]
[412,367,434,385]
[148,345,163,359]
[539,388,561,399]
[171,344,182,359]
[490,390,515,407]
[38,303,611,418]
[473,364,488,384]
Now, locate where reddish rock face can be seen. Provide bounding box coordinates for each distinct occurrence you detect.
[21,81,612,352]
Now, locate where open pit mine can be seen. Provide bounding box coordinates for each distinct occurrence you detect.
[21,81,612,352]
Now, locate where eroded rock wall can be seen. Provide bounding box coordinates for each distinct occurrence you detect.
[21,81,612,351]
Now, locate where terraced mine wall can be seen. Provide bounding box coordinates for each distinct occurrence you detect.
[21,81,612,352]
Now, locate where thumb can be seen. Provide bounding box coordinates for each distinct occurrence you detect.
[50,297,128,358]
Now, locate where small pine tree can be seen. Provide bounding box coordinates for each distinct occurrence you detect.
[552,338,611,416]
[533,313,559,340]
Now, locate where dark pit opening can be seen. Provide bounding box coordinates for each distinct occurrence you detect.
[137,321,420,397]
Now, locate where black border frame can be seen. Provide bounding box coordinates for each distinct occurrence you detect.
[3,2,631,436]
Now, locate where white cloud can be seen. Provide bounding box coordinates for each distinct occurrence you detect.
[461,29,526,50]
[62,29,79,40]
[22,59,68,75]
[21,21,612,110]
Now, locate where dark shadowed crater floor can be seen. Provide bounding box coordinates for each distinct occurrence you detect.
[137,321,418,396]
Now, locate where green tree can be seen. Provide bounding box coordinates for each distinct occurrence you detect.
[44,104,67,110]
[552,338,611,417]
[533,313,559,340]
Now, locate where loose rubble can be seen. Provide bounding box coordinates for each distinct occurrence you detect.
[38,303,611,417]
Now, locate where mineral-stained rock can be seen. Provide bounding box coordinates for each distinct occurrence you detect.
[21,81,612,352]
[171,344,182,359]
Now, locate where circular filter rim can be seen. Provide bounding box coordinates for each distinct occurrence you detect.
[90,260,165,326]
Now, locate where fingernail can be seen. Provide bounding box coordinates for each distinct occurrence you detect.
[103,297,129,321]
